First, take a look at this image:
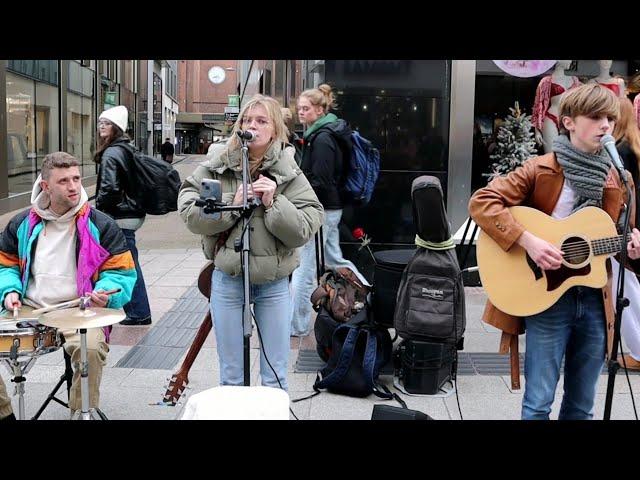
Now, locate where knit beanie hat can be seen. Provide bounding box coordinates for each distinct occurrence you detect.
[99,105,128,133]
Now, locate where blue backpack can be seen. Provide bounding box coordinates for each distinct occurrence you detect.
[341,130,380,206]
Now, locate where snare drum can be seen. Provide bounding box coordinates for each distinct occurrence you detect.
[0,306,61,359]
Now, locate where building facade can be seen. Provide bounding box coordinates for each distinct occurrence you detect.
[176,60,303,154]
[0,59,178,215]
[176,60,239,154]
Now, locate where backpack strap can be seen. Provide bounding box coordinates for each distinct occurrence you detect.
[361,328,379,391]
[313,324,360,391]
[359,326,407,407]
[374,382,408,409]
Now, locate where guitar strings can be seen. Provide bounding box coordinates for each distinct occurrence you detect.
[561,243,623,254]
[560,238,623,253]
[559,239,624,260]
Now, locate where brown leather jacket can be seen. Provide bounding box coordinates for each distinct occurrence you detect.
[469,153,637,388]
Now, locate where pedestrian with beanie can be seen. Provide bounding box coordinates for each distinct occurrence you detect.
[95,105,152,326]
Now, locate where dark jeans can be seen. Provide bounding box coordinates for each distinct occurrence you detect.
[122,228,151,320]
[522,286,606,420]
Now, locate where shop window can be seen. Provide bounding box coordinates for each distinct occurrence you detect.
[6,73,36,195]
[35,82,60,164]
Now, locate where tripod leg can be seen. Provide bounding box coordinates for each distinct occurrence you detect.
[93,407,108,420]
[31,374,67,420]
[31,351,73,420]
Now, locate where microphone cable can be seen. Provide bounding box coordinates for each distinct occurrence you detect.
[238,242,299,420]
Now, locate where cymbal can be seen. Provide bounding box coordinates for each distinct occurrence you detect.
[0,305,40,323]
[40,307,126,329]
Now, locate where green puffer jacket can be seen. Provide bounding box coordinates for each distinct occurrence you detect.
[179,141,324,284]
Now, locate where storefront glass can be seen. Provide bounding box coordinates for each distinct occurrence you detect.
[324,60,451,251]
[67,61,96,177]
[6,72,36,195]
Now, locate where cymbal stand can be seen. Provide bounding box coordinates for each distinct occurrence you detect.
[70,296,108,421]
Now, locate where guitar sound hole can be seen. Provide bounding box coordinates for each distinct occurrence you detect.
[561,236,589,265]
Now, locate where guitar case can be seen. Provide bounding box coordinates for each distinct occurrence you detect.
[393,176,465,345]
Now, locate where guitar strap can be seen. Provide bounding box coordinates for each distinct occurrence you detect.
[499,332,521,390]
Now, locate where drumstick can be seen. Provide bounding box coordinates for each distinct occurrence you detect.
[31,289,122,315]
[31,299,81,315]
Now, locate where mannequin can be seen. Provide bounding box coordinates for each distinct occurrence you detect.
[532,60,581,153]
[629,72,640,128]
[590,59,626,98]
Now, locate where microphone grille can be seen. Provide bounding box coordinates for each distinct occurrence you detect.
[600,134,615,145]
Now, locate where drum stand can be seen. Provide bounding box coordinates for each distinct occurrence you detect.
[3,341,37,420]
[31,348,73,420]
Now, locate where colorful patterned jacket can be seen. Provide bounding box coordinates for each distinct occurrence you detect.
[0,203,137,340]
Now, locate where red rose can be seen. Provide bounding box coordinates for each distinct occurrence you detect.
[352,228,365,240]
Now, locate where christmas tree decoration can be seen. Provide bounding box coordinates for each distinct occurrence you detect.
[487,101,538,181]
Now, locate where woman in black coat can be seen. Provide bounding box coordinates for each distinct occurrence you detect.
[95,105,151,325]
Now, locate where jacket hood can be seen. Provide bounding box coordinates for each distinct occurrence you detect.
[31,174,88,221]
[309,117,352,145]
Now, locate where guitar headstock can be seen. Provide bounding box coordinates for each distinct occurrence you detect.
[163,372,189,405]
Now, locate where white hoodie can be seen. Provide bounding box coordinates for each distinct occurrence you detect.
[24,175,89,308]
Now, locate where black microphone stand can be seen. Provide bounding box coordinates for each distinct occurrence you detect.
[195,137,260,386]
[603,169,634,419]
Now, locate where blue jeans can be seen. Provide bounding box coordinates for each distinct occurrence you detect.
[290,209,369,336]
[121,229,151,320]
[211,268,291,390]
[522,286,606,420]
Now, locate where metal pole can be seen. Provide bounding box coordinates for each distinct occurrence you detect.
[241,141,252,386]
[79,328,91,420]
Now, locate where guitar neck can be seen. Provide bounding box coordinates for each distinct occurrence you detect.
[178,311,212,373]
[591,234,624,256]
[163,311,212,404]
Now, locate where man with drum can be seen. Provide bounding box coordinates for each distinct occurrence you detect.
[0,152,136,421]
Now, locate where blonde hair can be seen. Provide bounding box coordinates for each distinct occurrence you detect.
[558,83,620,136]
[613,97,640,162]
[228,95,289,150]
[629,72,640,94]
[298,83,336,114]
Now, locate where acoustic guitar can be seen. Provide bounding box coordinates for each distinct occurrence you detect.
[476,206,624,317]
[162,261,214,405]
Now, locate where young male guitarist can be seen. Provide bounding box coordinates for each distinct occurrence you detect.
[470,84,640,420]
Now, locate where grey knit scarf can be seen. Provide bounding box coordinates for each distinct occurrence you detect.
[553,134,610,213]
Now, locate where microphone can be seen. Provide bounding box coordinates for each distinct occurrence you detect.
[236,130,257,142]
[600,134,626,177]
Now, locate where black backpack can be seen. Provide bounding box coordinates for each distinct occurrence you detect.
[118,144,181,215]
[313,310,394,399]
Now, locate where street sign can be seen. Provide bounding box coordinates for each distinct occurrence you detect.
[228,94,239,107]
[224,112,238,123]
[105,91,117,106]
